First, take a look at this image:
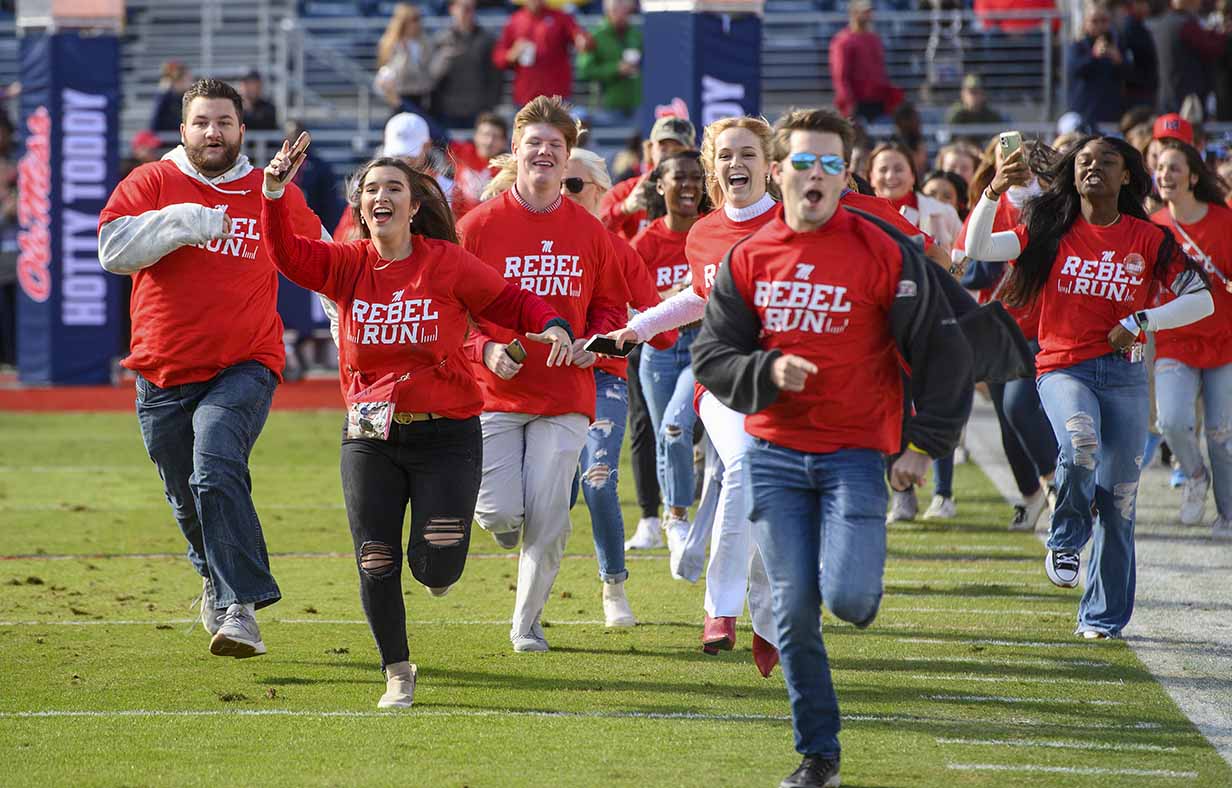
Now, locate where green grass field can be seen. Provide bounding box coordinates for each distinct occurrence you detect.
[1,410,1228,787]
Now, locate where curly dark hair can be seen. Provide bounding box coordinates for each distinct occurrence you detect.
[643,150,712,222]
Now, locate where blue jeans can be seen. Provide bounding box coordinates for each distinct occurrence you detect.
[135,361,281,610]
[1038,353,1147,636]
[639,326,698,510]
[932,453,954,498]
[748,440,888,758]
[580,371,629,583]
[1156,359,1232,520]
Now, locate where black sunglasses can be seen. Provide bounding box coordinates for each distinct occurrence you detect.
[563,177,594,194]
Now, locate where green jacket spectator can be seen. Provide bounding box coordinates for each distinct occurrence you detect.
[576,0,641,118]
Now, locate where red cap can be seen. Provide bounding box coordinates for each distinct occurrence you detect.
[131,130,162,151]
[1152,114,1193,145]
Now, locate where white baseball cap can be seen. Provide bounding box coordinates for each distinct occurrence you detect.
[383,112,431,158]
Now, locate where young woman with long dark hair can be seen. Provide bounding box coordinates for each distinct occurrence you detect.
[1151,139,1232,536]
[966,136,1213,638]
[260,140,571,707]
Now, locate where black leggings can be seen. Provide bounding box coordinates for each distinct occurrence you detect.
[626,346,662,519]
[340,416,482,668]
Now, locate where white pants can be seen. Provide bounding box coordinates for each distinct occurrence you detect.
[475,411,589,638]
[698,392,777,646]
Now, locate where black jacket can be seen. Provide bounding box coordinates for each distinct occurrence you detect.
[692,206,975,459]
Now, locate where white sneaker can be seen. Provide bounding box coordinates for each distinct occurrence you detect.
[602,581,637,627]
[1212,516,1232,541]
[209,603,266,658]
[954,445,969,464]
[1009,489,1049,532]
[196,576,223,636]
[624,517,663,550]
[425,584,453,597]
[492,529,521,550]
[511,621,549,652]
[922,495,956,520]
[887,489,918,523]
[378,663,417,709]
[1045,549,1081,589]
[664,518,690,579]
[1179,471,1210,525]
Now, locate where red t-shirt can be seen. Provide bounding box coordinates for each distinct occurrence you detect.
[953,195,1042,339]
[598,176,647,241]
[1150,204,1232,368]
[685,204,778,299]
[840,190,935,251]
[728,206,905,454]
[596,232,676,379]
[261,194,558,419]
[632,217,692,293]
[1013,215,1185,375]
[448,140,498,220]
[99,160,322,387]
[492,8,584,105]
[457,190,626,419]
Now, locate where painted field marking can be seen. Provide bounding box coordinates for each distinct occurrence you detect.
[882,606,1071,617]
[899,637,1085,648]
[927,694,1124,706]
[947,763,1197,779]
[909,674,1125,686]
[936,737,1178,753]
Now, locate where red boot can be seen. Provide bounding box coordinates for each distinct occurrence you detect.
[702,614,736,653]
[752,632,780,678]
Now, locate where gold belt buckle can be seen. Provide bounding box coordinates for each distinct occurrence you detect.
[393,412,436,424]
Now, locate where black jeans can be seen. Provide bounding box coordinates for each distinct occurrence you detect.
[340,416,482,668]
[626,345,662,519]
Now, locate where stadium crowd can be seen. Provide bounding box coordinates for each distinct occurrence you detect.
[0,0,1219,786]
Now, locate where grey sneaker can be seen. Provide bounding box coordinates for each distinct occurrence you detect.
[887,489,918,523]
[1179,471,1210,526]
[196,576,223,636]
[1045,549,1081,588]
[492,529,521,550]
[511,620,549,653]
[1213,516,1232,541]
[209,603,266,658]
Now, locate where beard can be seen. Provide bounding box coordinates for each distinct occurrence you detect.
[184,137,241,176]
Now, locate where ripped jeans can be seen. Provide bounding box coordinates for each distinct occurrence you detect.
[1038,353,1148,637]
[1155,359,1232,520]
[580,370,629,583]
[340,416,481,668]
[639,326,699,510]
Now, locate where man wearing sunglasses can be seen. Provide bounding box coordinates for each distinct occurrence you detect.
[692,108,972,788]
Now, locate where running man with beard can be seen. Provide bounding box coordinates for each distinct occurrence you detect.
[98,79,324,658]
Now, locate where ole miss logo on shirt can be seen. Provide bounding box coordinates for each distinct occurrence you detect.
[349,288,441,346]
[753,263,853,335]
[502,239,585,297]
[195,203,261,260]
[1056,249,1145,303]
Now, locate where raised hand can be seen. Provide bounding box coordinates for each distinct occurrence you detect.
[264,131,311,193]
[989,146,1031,196]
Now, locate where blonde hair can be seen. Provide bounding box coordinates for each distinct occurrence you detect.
[699,116,775,206]
[567,148,612,193]
[480,154,518,201]
[378,4,423,67]
[512,95,581,151]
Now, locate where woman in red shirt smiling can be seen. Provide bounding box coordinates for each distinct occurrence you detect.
[1151,139,1232,538]
[966,136,1213,639]
[261,137,569,709]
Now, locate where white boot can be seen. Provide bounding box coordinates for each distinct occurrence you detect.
[378,662,417,709]
[602,581,637,627]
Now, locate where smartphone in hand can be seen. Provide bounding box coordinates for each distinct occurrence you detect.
[583,335,638,358]
[504,339,527,363]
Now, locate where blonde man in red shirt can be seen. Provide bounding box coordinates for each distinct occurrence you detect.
[260,137,569,708]
[693,108,973,788]
[97,79,324,659]
[457,96,626,653]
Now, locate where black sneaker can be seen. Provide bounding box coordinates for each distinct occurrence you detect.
[780,755,840,788]
[1045,549,1080,588]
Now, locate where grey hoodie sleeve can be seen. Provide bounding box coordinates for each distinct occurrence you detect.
[98,203,227,274]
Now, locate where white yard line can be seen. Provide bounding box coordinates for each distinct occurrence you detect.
[936,737,1178,753]
[898,637,1084,648]
[947,763,1197,779]
[965,398,1232,767]
[926,694,1123,706]
[908,674,1125,686]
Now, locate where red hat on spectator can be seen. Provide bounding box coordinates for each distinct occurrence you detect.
[131,130,162,152]
[1153,114,1193,145]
